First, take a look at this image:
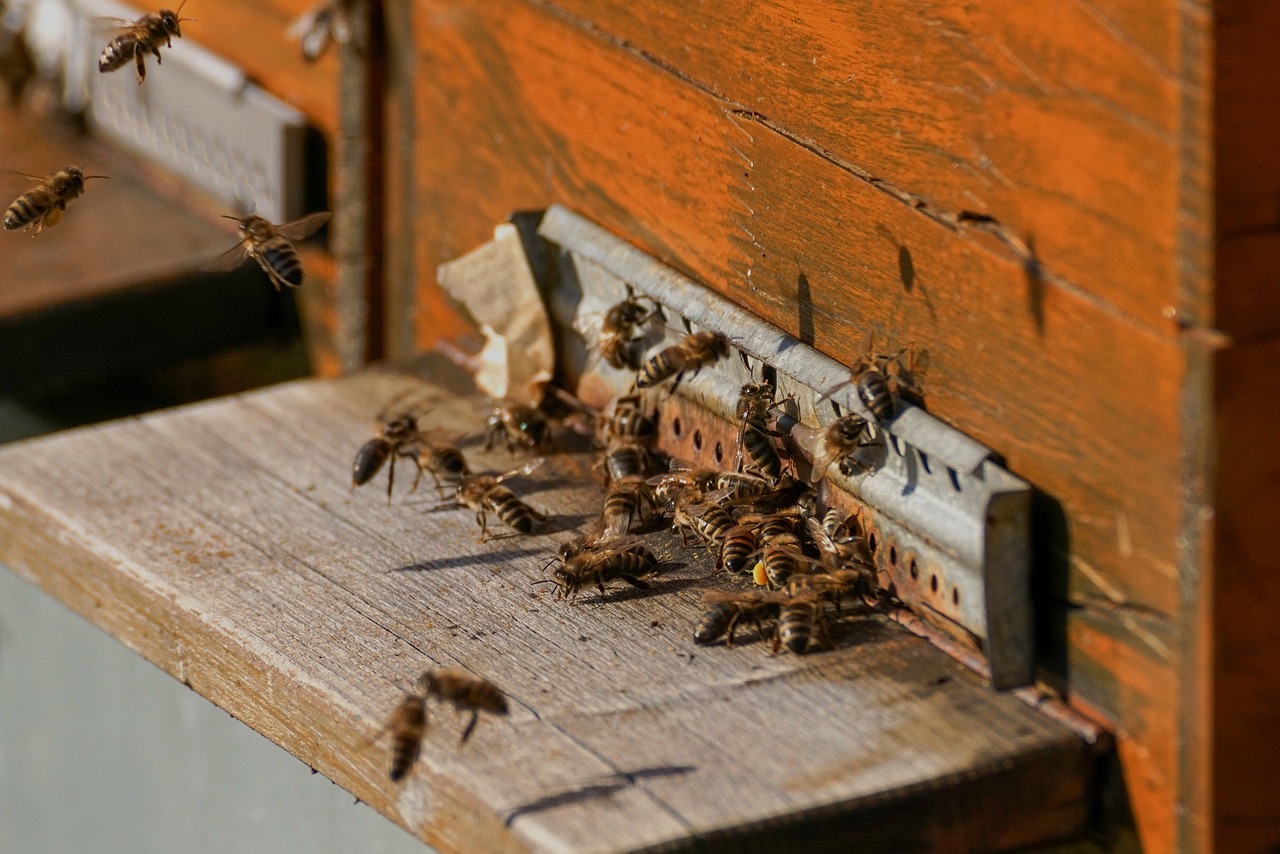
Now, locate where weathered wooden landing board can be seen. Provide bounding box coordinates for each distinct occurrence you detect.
[0,365,1091,852]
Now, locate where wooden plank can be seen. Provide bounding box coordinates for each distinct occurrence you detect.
[532,0,1182,329]
[0,368,1092,852]
[1211,336,1280,852]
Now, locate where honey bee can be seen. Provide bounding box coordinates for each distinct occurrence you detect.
[412,440,470,495]
[599,437,654,486]
[381,692,428,783]
[352,402,425,501]
[646,462,719,510]
[538,540,658,602]
[576,287,659,371]
[739,512,808,587]
[288,0,357,62]
[693,589,782,647]
[204,212,332,290]
[596,393,657,446]
[732,381,784,482]
[418,668,509,745]
[635,331,730,392]
[672,499,736,550]
[96,3,194,84]
[820,334,911,423]
[784,567,874,614]
[717,523,759,574]
[774,591,831,655]
[808,414,874,483]
[449,459,547,541]
[600,475,657,538]
[805,512,874,569]
[485,402,552,453]
[3,165,108,235]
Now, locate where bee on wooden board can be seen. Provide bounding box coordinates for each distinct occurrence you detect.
[693,589,783,647]
[96,2,194,84]
[646,461,719,510]
[774,591,831,656]
[600,475,658,539]
[599,436,655,486]
[635,330,730,392]
[287,0,358,63]
[204,211,332,290]
[444,459,548,541]
[351,398,426,501]
[717,522,759,574]
[537,539,658,603]
[671,498,736,551]
[575,286,661,372]
[412,439,470,496]
[3,165,109,235]
[485,401,552,454]
[418,668,509,745]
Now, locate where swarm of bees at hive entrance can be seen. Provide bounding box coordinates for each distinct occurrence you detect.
[349,293,917,784]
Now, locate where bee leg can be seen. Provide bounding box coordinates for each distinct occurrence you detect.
[134,50,146,83]
[619,574,650,590]
[475,509,491,542]
[723,612,743,648]
[385,455,397,504]
[668,371,688,395]
[459,711,480,745]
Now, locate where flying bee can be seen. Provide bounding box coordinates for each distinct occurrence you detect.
[600,475,657,538]
[204,211,332,290]
[693,589,783,647]
[774,591,831,655]
[672,498,736,550]
[412,440,470,496]
[379,692,428,783]
[635,330,729,392]
[3,165,108,235]
[418,669,509,745]
[287,0,358,62]
[717,523,759,574]
[443,459,547,541]
[96,2,194,84]
[575,286,660,371]
[808,414,875,483]
[352,397,428,501]
[485,401,552,454]
[537,541,658,602]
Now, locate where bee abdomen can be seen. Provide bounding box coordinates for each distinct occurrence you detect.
[352,438,391,486]
[461,681,508,715]
[741,424,783,481]
[387,698,426,782]
[719,525,758,574]
[488,488,540,533]
[857,369,894,422]
[262,238,304,288]
[777,605,814,655]
[426,447,468,479]
[635,351,676,388]
[99,36,138,72]
[3,194,41,230]
[694,604,732,645]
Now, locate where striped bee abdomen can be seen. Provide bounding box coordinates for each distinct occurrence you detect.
[3,193,43,230]
[98,36,138,72]
[261,238,304,288]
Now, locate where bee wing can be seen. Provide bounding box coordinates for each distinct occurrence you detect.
[275,211,332,241]
[201,239,252,273]
[495,457,545,483]
[92,17,150,36]
[807,443,838,485]
[571,308,606,340]
[0,168,48,185]
[804,516,838,558]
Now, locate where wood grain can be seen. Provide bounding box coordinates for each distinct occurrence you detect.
[0,368,1092,852]
[401,9,1183,834]
[1211,336,1280,852]
[537,0,1182,330]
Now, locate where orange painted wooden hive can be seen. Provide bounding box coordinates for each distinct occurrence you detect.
[376,1,1280,851]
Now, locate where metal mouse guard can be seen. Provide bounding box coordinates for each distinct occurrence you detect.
[461,204,1035,689]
